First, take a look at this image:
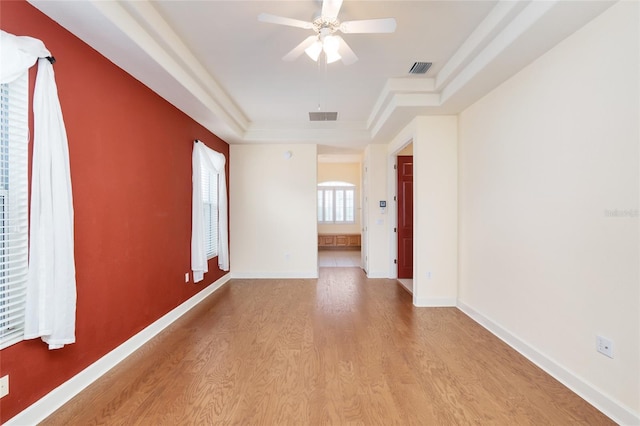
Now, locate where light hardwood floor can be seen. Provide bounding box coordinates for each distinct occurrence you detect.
[318,250,361,267]
[43,268,613,425]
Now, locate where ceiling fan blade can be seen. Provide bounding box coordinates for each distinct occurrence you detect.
[321,0,343,20]
[258,13,313,30]
[339,18,397,34]
[336,36,358,65]
[282,35,318,61]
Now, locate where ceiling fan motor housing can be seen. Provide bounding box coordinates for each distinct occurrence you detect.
[313,17,340,35]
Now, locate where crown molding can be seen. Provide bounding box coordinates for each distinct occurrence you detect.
[28,0,607,149]
[90,0,249,135]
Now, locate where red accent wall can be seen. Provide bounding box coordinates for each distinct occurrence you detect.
[0,2,230,422]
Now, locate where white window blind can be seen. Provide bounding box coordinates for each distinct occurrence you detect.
[317,181,356,224]
[201,161,219,259]
[0,73,29,349]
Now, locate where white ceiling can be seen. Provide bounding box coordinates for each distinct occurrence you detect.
[28,0,614,155]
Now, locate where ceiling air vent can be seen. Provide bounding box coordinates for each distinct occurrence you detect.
[309,111,338,121]
[408,62,432,74]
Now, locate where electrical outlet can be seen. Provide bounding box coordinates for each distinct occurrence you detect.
[184,272,189,283]
[0,375,8,398]
[596,335,613,358]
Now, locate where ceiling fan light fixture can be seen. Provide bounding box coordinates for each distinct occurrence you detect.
[324,36,342,63]
[261,0,395,66]
[305,40,323,61]
[325,50,341,64]
[323,35,340,54]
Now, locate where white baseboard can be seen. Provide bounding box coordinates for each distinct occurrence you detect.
[365,270,389,278]
[414,297,457,307]
[7,273,231,426]
[230,271,318,279]
[457,301,640,426]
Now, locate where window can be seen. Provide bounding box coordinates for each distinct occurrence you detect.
[201,161,219,259]
[318,181,356,224]
[0,73,29,349]
[192,141,228,279]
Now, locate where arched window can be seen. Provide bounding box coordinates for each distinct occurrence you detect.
[317,181,356,224]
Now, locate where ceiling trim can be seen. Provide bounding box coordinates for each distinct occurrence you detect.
[366,0,547,139]
[440,0,557,104]
[244,122,371,145]
[370,93,441,139]
[367,78,436,129]
[122,1,249,132]
[435,0,523,90]
[87,0,249,136]
[27,0,613,150]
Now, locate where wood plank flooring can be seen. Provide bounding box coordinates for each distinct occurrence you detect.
[43,268,613,425]
[318,250,361,267]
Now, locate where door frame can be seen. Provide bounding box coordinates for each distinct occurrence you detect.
[361,160,368,272]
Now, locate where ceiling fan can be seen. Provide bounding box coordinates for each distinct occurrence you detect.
[258,0,396,65]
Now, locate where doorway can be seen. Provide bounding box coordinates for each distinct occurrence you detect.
[397,155,413,279]
[316,157,363,270]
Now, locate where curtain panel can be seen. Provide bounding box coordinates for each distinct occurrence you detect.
[1,30,76,350]
[191,141,229,283]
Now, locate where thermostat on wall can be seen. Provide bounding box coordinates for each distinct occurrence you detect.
[379,201,386,208]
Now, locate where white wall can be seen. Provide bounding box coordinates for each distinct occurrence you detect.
[363,144,389,278]
[230,144,318,278]
[458,2,639,422]
[388,117,458,305]
[317,162,361,234]
[414,117,458,306]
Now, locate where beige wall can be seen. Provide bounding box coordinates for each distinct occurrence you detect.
[458,1,639,420]
[317,162,361,234]
[230,144,318,278]
[397,144,413,156]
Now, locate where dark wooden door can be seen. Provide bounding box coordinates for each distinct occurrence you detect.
[397,156,413,279]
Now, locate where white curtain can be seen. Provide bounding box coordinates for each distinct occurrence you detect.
[1,31,76,349]
[191,141,229,283]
